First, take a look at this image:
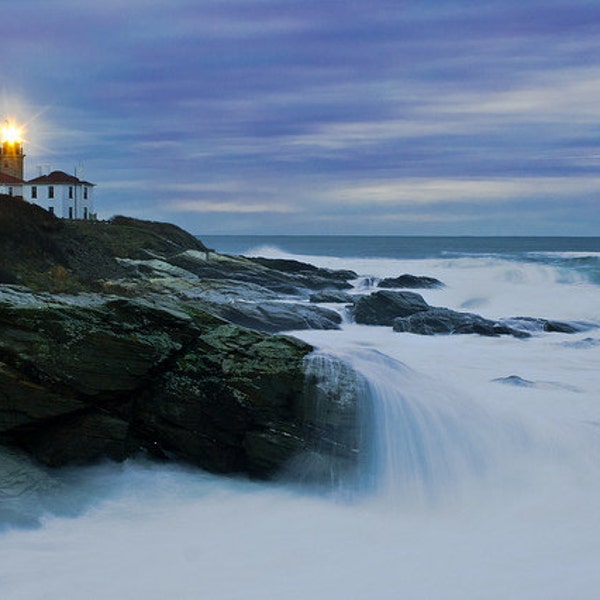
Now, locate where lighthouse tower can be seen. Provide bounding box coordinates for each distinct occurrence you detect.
[1,118,96,218]
[0,121,25,180]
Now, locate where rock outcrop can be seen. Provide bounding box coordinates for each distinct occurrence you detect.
[0,287,359,479]
[352,290,430,326]
[500,316,588,334]
[352,289,580,339]
[309,290,355,304]
[377,274,444,289]
[391,307,530,338]
[0,196,364,479]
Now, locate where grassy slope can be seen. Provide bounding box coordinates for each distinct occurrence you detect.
[0,194,208,291]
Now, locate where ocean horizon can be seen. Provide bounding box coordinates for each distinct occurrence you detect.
[200,234,600,259]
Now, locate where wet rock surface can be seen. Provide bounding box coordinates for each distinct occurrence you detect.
[352,290,430,325]
[196,300,343,334]
[392,307,531,338]
[492,374,581,393]
[352,288,586,339]
[377,274,444,289]
[309,290,355,304]
[0,287,359,478]
[501,316,590,334]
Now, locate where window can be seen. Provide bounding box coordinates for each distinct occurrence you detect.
[69,186,73,199]
[48,185,54,199]
[68,207,73,219]
[83,187,88,200]
[84,207,88,219]
[48,206,54,215]
[8,187,13,196]
[31,186,37,199]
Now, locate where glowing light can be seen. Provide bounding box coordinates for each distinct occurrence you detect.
[1,121,23,144]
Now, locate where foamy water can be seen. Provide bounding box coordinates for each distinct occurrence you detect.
[2,242,600,599]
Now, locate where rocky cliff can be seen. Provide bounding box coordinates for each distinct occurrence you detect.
[0,195,360,481]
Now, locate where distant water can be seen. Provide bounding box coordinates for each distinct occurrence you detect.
[2,235,600,599]
[200,234,600,259]
[201,235,600,286]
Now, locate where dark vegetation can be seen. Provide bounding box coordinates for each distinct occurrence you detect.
[0,194,208,291]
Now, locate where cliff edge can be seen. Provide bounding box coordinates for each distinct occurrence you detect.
[0,195,360,481]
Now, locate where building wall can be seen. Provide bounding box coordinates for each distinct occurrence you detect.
[25,183,94,219]
[0,184,23,197]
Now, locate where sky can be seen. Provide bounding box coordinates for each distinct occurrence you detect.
[1,0,599,235]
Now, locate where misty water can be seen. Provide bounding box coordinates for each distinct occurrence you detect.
[2,238,600,599]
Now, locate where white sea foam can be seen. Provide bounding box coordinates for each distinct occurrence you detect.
[526,251,600,258]
[2,250,600,599]
[316,252,599,322]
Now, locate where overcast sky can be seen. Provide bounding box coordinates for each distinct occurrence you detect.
[2,0,599,235]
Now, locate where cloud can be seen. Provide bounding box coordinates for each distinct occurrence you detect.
[441,67,600,122]
[170,200,296,214]
[3,0,600,234]
[331,176,600,205]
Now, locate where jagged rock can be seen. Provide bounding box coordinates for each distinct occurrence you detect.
[135,326,361,478]
[392,307,530,338]
[563,337,600,349]
[0,288,360,479]
[378,274,444,289]
[309,290,355,304]
[503,316,588,334]
[193,299,343,333]
[277,353,365,486]
[24,411,135,467]
[0,294,198,396]
[353,290,430,326]
[0,290,206,465]
[491,374,581,393]
[543,320,582,333]
[250,257,356,282]
[168,251,355,297]
[114,258,345,333]
[492,375,536,387]
[137,325,314,475]
[0,362,85,433]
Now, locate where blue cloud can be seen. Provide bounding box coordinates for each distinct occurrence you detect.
[2,0,599,234]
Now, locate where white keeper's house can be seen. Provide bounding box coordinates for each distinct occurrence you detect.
[0,120,96,220]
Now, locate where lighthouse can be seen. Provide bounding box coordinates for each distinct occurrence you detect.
[0,119,96,219]
[0,121,25,180]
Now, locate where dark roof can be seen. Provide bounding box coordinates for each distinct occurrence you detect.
[0,172,24,184]
[26,170,95,186]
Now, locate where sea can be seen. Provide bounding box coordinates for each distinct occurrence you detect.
[1,236,600,599]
